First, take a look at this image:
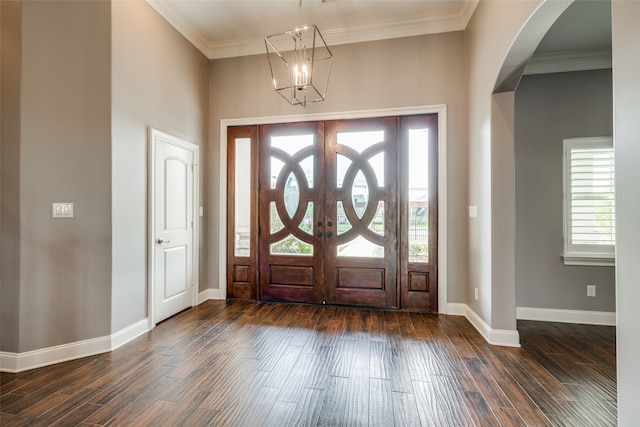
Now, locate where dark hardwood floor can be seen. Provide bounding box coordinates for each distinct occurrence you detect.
[1,300,616,426]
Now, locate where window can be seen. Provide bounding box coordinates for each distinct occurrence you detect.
[563,137,615,266]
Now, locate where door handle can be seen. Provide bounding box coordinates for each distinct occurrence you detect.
[157,238,170,244]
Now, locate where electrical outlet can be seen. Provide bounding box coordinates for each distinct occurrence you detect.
[474,288,479,301]
[52,202,74,218]
[587,285,596,297]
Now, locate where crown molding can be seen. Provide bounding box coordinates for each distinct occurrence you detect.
[524,48,612,75]
[146,0,211,58]
[147,0,479,60]
[208,10,475,59]
[460,0,480,27]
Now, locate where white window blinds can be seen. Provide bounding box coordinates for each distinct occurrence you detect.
[563,137,615,266]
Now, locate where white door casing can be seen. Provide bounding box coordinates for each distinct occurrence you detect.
[148,128,199,326]
[218,105,448,312]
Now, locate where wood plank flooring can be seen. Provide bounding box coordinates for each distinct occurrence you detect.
[1,301,617,426]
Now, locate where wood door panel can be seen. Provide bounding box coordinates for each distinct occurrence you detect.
[408,271,429,292]
[324,117,398,308]
[270,265,314,286]
[233,265,250,282]
[258,122,325,303]
[335,267,384,289]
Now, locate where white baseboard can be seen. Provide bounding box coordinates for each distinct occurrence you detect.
[111,318,150,350]
[516,306,616,326]
[0,319,149,373]
[198,287,225,304]
[0,336,110,373]
[447,303,521,347]
[446,302,467,316]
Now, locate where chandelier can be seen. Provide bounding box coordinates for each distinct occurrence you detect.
[265,1,333,107]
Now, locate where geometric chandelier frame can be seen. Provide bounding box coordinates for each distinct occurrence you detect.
[265,24,333,107]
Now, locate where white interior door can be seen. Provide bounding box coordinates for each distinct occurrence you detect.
[150,129,198,324]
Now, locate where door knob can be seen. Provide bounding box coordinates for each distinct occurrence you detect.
[157,238,170,244]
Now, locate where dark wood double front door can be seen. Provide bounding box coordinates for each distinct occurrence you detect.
[259,117,398,307]
[227,114,438,311]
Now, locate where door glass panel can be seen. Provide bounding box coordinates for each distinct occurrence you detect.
[337,130,384,153]
[299,202,314,235]
[338,236,384,258]
[270,158,285,189]
[408,129,429,263]
[369,152,385,187]
[336,201,352,235]
[336,154,351,189]
[270,201,284,234]
[352,170,369,219]
[284,172,300,219]
[271,134,314,156]
[234,137,251,257]
[368,201,384,236]
[300,156,314,189]
[271,235,313,256]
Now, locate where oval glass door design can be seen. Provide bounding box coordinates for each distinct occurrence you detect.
[258,122,324,303]
[324,117,398,307]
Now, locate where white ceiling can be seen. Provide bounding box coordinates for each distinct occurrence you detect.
[535,0,611,55]
[147,0,612,74]
[525,0,611,75]
[147,0,479,59]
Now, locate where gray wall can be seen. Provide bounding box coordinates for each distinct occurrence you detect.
[464,0,545,330]
[5,0,113,352]
[1,0,22,353]
[208,32,469,305]
[111,1,209,332]
[1,0,209,352]
[515,70,615,312]
[612,1,640,423]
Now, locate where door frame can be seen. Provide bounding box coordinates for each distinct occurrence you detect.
[219,105,449,313]
[147,127,200,330]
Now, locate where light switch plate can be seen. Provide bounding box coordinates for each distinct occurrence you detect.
[52,202,74,218]
[469,205,478,218]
